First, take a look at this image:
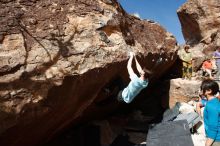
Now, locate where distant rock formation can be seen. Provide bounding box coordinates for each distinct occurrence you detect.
[0,0,177,145]
[178,0,220,71]
[168,0,220,107]
[177,0,220,45]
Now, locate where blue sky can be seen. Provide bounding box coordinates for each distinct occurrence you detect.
[118,0,187,44]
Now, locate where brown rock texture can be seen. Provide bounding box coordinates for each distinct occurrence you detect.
[0,0,177,145]
[178,0,220,72]
[177,0,220,45]
[167,79,201,108]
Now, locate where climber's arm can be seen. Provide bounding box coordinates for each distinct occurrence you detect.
[127,52,135,77]
[134,56,145,75]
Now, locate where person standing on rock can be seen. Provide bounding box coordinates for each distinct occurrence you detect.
[178,45,193,79]
[117,52,152,103]
[213,47,220,80]
[196,79,220,146]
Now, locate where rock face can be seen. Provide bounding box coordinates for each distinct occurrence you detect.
[172,0,220,108]
[0,0,177,145]
[166,79,201,108]
[177,0,220,45]
[178,0,220,72]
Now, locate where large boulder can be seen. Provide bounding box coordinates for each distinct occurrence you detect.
[177,0,220,45]
[178,0,220,71]
[166,79,201,108]
[0,0,177,145]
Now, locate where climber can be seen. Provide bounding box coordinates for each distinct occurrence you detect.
[117,52,152,103]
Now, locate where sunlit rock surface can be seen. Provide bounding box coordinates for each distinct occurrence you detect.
[178,0,220,45]
[167,78,201,108]
[178,0,220,73]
